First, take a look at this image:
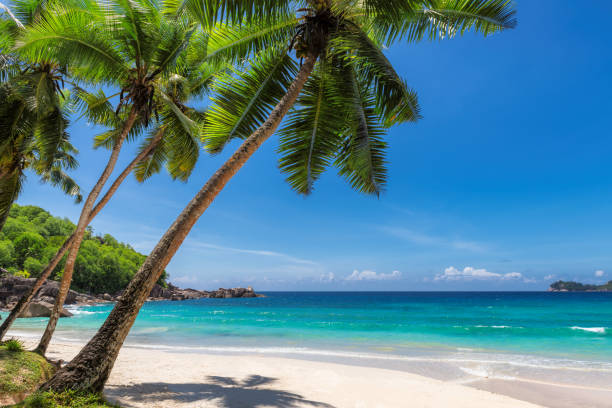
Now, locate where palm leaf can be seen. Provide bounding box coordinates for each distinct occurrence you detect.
[134,127,168,182]
[333,25,421,126]
[371,0,516,45]
[277,61,347,194]
[16,3,129,85]
[203,46,297,153]
[334,64,388,195]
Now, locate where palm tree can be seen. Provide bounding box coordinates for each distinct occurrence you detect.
[0,82,82,232]
[0,2,83,233]
[2,0,210,350]
[40,0,516,392]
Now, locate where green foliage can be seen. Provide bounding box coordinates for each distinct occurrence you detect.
[0,344,54,395]
[24,256,44,276]
[0,239,14,265]
[17,390,120,408]
[13,269,30,278]
[0,204,168,294]
[4,338,24,352]
[550,280,612,292]
[201,0,515,196]
[14,231,46,266]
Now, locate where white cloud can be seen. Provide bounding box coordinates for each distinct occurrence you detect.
[435,266,522,281]
[319,272,336,282]
[543,274,555,280]
[595,270,605,277]
[345,270,402,281]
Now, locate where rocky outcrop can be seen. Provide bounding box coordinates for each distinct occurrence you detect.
[0,275,263,316]
[146,284,263,301]
[18,301,73,318]
[0,275,105,312]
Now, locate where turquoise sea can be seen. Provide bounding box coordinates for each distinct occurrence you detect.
[4,292,612,387]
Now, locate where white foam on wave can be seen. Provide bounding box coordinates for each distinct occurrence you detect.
[69,310,103,315]
[571,327,607,334]
[123,343,612,373]
[133,327,169,334]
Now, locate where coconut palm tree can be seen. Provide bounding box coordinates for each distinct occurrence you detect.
[3,0,212,351]
[1,1,83,233]
[0,0,228,345]
[40,0,516,392]
[0,82,82,232]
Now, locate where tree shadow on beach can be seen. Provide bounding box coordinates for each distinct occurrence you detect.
[105,375,336,408]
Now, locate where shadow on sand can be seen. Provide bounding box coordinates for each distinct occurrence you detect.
[105,375,336,407]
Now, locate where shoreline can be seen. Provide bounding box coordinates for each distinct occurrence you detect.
[8,335,612,407]
[18,337,543,408]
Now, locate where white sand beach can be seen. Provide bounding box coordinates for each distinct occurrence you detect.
[23,339,544,408]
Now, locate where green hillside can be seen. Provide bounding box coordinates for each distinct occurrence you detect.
[0,204,167,294]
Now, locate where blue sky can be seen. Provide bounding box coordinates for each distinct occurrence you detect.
[16,0,612,290]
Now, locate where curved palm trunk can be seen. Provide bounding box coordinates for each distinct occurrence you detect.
[0,129,161,342]
[33,110,138,355]
[42,53,318,392]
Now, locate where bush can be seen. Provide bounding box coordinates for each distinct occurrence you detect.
[4,338,24,352]
[24,257,44,277]
[13,270,30,279]
[17,391,120,408]
[0,240,14,266]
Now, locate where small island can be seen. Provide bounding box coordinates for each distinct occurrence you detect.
[549,280,612,292]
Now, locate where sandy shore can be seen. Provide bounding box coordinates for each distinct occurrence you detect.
[12,339,543,408]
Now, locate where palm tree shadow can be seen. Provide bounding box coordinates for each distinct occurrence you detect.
[105,375,336,408]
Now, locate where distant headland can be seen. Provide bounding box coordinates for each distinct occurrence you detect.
[548,280,612,292]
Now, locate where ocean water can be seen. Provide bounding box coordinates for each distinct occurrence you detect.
[4,292,612,386]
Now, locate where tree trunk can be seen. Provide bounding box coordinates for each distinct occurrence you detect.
[0,129,161,342]
[41,53,318,393]
[34,110,138,355]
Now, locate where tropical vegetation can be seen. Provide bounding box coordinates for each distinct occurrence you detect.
[0,0,82,232]
[1,0,516,395]
[0,204,168,294]
[0,340,53,398]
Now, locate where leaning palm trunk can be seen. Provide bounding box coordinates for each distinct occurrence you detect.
[0,127,161,342]
[33,109,148,354]
[42,53,318,392]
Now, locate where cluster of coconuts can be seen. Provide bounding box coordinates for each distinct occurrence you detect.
[294,35,309,58]
[295,0,332,57]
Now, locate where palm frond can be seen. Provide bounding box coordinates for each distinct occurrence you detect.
[134,127,168,182]
[203,46,298,153]
[39,166,82,202]
[0,1,25,28]
[0,170,23,224]
[16,3,129,85]
[162,109,200,180]
[333,25,421,126]
[172,0,295,29]
[334,64,388,195]
[371,0,516,45]
[277,61,347,195]
[196,15,297,66]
